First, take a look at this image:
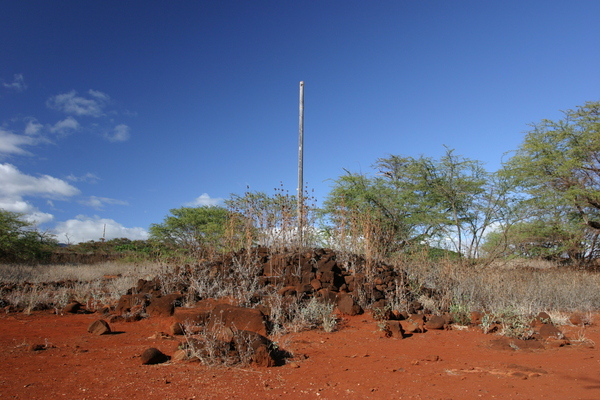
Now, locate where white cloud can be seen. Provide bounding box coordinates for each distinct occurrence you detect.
[185,193,224,207]
[24,119,44,136]
[2,74,27,91]
[104,124,131,142]
[23,210,54,225]
[0,163,80,225]
[50,116,80,135]
[88,89,110,101]
[54,215,148,243]
[79,196,128,210]
[46,90,107,117]
[0,163,80,198]
[0,129,37,156]
[0,198,54,225]
[66,172,100,183]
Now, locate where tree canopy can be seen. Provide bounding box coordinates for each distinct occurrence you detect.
[492,101,600,264]
[0,210,57,263]
[503,101,600,230]
[323,148,505,259]
[148,206,230,258]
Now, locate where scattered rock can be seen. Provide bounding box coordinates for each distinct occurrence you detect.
[536,312,552,325]
[63,302,82,314]
[569,313,584,326]
[408,300,423,314]
[208,304,267,336]
[87,319,111,335]
[337,294,362,316]
[173,305,212,326]
[425,315,446,330]
[28,343,45,351]
[146,294,182,317]
[116,294,149,315]
[107,315,124,324]
[124,313,143,323]
[233,330,276,367]
[310,279,322,291]
[141,347,170,365]
[170,322,185,336]
[400,320,422,333]
[537,323,563,340]
[96,305,111,315]
[385,320,405,338]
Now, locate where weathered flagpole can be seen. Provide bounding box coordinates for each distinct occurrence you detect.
[297,81,304,247]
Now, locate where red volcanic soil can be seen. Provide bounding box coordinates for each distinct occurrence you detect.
[1,311,600,400]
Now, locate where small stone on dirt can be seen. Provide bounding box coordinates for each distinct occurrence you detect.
[63,302,82,314]
[425,315,445,330]
[141,347,170,365]
[170,322,185,335]
[87,319,111,335]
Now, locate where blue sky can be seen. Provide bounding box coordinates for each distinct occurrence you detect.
[1,1,599,243]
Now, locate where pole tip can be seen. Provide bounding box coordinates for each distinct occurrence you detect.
[300,81,304,85]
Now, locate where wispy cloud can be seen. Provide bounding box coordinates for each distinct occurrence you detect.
[50,116,80,135]
[105,124,130,142]
[185,193,224,207]
[0,128,38,156]
[79,195,128,210]
[54,215,148,243]
[46,90,109,117]
[66,172,100,184]
[88,89,110,101]
[24,119,44,136]
[2,74,27,92]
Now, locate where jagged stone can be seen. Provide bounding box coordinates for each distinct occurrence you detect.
[88,319,111,335]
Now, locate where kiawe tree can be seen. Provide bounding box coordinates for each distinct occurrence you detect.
[323,148,503,259]
[149,206,230,258]
[0,209,57,263]
[504,101,600,229]
[500,101,600,263]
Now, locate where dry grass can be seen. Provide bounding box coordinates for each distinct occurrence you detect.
[2,252,600,340]
[0,262,164,311]
[0,261,163,283]
[397,256,600,318]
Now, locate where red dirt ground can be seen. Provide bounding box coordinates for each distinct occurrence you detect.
[1,311,599,400]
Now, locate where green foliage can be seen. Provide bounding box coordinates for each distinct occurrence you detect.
[225,188,321,249]
[449,302,471,326]
[0,209,57,263]
[149,206,230,258]
[225,190,297,248]
[323,147,505,259]
[503,101,600,225]
[322,170,413,256]
[498,100,600,264]
[404,244,462,261]
[482,218,586,261]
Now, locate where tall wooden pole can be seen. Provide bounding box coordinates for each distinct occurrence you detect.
[298,81,304,247]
